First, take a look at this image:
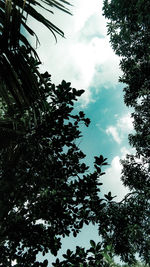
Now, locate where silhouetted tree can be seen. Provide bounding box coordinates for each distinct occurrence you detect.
[102,0,150,264]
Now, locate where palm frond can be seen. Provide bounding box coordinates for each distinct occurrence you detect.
[15,0,72,42]
[0,0,72,52]
[0,0,72,125]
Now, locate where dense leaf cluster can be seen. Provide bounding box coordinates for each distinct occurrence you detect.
[52,242,115,267]
[0,1,114,266]
[0,52,110,265]
[103,0,150,264]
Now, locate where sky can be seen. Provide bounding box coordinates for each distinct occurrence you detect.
[29,0,134,264]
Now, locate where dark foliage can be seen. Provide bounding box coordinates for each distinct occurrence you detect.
[0,55,109,265]
[103,0,150,264]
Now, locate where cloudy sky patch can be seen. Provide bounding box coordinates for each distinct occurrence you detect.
[29,0,122,106]
[29,0,135,206]
[30,1,135,262]
[106,126,121,144]
[101,146,132,202]
[106,113,134,144]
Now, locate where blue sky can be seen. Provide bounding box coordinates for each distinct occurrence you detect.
[28,0,135,264]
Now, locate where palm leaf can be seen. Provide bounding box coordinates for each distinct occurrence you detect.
[21,2,65,40]
[14,0,72,42]
[0,0,72,126]
[0,0,72,54]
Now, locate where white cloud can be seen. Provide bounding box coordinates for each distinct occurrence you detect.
[106,126,121,144]
[117,113,134,133]
[28,0,122,106]
[120,146,131,157]
[106,113,134,144]
[73,0,104,32]
[100,147,131,201]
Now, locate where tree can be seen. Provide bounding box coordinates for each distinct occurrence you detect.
[0,54,111,265]
[103,0,150,105]
[102,0,150,264]
[0,1,115,266]
[52,242,119,267]
[0,0,71,115]
[1,0,149,265]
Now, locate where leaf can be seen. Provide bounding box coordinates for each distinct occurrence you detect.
[62,254,68,259]
[67,249,72,257]
[56,259,60,264]
[43,259,48,267]
[90,240,96,248]
[94,164,101,173]
[79,220,83,228]
[104,192,116,201]
[84,118,90,126]
[79,111,85,118]
[94,155,104,165]
[76,89,85,96]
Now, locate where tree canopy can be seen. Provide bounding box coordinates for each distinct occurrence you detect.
[103,0,150,264]
[0,0,150,266]
[0,50,111,265]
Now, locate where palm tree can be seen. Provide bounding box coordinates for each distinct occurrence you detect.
[0,0,72,160]
[0,0,71,113]
[0,0,72,150]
